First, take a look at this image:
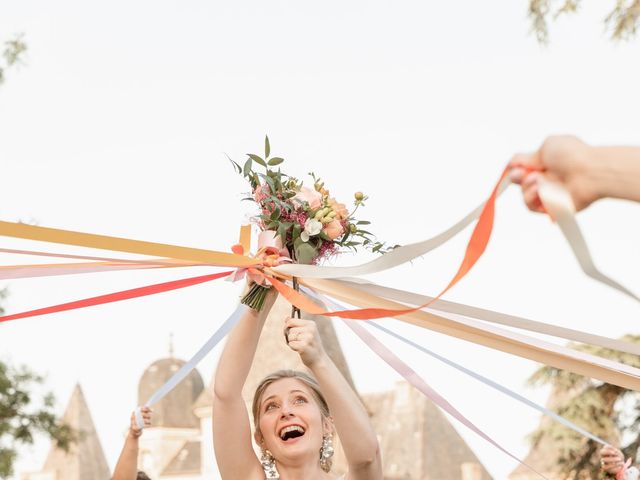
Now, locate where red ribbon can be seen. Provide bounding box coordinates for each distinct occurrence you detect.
[0,270,233,323]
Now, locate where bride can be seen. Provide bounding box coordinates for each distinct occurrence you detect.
[212,288,382,480]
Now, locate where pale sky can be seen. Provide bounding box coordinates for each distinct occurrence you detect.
[1,1,639,479]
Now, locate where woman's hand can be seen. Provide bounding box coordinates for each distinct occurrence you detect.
[509,135,601,213]
[600,445,626,475]
[284,316,327,367]
[128,407,151,439]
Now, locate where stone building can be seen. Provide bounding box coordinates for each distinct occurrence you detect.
[21,384,110,480]
[23,298,491,480]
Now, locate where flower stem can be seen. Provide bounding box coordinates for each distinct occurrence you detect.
[241,283,271,311]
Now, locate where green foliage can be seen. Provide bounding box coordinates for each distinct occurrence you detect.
[526,335,640,478]
[0,34,27,86]
[0,360,76,478]
[230,136,397,259]
[529,0,640,43]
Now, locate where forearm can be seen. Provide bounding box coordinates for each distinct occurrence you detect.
[113,435,139,480]
[589,146,640,203]
[213,304,270,400]
[310,354,379,467]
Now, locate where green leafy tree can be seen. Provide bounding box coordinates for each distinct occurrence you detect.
[529,0,640,43]
[526,335,640,478]
[0,34,27,85]
[0,292,75,479]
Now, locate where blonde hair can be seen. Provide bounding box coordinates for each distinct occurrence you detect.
[252,369,331,430]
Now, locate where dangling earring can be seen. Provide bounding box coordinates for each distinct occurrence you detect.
[260,448,279,479]
[319,433,334,473]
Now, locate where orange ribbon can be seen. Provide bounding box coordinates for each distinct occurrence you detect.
[251,167,509,319]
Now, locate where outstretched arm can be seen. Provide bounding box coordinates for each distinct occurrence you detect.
[285,316,382,480]
[510,135,640,213]
[212,290,278,480]
[599,445,639,478]
[113,407,151,480]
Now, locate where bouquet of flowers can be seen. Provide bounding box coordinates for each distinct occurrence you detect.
[229,136,392,311]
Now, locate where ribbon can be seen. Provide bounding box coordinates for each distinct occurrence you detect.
[301,277,640,391]
[367,320,610,445]
[537,179,639,302]
[0,271,233,323]
[0,221,258,267]
[135,304,247,429]
[335,279,640,356]
[0,261,166,280]
[321,303,549,479]
[301,286,611,446]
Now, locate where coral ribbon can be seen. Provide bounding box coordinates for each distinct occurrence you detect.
[0,271,233,323]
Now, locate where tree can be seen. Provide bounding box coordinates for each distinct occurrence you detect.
[529,0,640,43]
[525,335,640,478]
[0,292,76,478]
[0,34,27,86]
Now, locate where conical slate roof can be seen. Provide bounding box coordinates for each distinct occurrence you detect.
[364,381,493,480]
[41,384,110,480]
[139,357,204,428]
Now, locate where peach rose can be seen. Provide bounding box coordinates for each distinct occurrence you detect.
[323,219,344,240]
[292,186,323,210]
[328,198,349,220]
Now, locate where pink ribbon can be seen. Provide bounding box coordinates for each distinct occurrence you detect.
[617,458,633,480]
[342,318,549,479]
[229,230,291,284]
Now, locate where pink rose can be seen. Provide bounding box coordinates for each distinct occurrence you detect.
[323,219,344,240]
[293,186,323,210]
[328,198,349,220]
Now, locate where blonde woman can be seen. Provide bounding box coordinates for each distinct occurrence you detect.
[212,290,382,480]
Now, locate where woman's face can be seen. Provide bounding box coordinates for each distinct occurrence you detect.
[255,377,329,464]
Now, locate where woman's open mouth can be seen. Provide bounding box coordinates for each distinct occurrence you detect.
[279,425,306,442]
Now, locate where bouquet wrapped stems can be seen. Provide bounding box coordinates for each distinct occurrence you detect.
[240,277,301,314]
[241,283,271,311]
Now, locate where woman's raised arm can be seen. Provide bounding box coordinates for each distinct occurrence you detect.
[212,289,278,480]
[284,316,383,480]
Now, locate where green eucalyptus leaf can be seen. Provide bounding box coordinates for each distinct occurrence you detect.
[264,175,276,193]
[268,157,284,166]
[357,230,373,236]
[356,220,371,225]
[248,154,267,167]
[295,242,317,265]
[292,223,302,241]
[270,207,281,220]
[243,158,252,176]
[227,154,242,174]
[265,135,270,158]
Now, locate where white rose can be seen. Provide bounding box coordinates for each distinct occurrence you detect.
[300,218,323,242]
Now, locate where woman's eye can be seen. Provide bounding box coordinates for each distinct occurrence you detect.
[265,402,278,411]
[294,397,307,405]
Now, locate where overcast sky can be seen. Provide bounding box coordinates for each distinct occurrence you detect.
[1,1,639,479]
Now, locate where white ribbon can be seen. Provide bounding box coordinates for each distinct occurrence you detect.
[274,176,638,303]
[134,304,247,429]
[335,279,640,356]
[537,179,639,302]
[273,178,511,278]
[303,286,611,446]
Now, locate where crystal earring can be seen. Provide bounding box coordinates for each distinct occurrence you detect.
[319,433,334,473]
[260,448,279,479]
